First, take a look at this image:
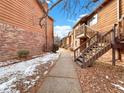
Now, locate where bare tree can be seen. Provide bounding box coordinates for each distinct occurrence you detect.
[39,0,103,27]
[38,0,102,51]
[39,0,102,20]
[48,0,102,17]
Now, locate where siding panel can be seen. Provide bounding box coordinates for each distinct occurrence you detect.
[90,0,117,32]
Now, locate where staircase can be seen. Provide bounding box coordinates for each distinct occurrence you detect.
[74,29,114,68]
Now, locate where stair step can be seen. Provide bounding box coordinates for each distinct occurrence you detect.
[77,57,83,63]
[82,44,111,67]
[74,30,113,69]
[76,60,85,68]
[79,55,84,58]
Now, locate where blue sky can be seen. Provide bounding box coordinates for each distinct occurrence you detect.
[47,0,103,38]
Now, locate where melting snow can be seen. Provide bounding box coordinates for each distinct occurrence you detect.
[118,80,124,84]
[43,71,48,75]
[0,77,20,93]
[0,52,60,93]
[105,76,109,79]
[23,64,39,76]
[0,59,20,67]
[112,83,124,91]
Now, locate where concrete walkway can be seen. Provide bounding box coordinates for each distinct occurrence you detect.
[37,49,82,93]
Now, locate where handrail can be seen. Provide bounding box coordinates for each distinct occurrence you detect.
[74,32,98,51]
[81,29,113,63]
[75,24,97,38]
[85,25,96,32]
[116,16,124,40]
[74,23,118,61]
[74,32,98,60]
[102,29,113,37]
[74,26,116,61]
[74,23,120,68]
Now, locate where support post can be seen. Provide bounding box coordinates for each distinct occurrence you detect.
[122,17,124,37]
[117,48,122,61]
[112,24,117,66]
[112,47,116,66]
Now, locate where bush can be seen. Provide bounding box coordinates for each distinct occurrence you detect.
[17,50,30,58]
[52,44,59,53]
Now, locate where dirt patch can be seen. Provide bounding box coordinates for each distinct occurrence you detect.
[97,49,124,66]
[76,62,124,93]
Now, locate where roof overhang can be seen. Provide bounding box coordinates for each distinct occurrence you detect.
[73,0,112,29]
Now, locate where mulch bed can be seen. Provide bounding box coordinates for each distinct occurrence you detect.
[76,62,124,93]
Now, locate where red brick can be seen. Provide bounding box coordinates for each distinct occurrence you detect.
[0,0,54,61]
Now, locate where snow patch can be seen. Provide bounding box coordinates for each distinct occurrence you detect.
[112,83,124,91]
[43,71,48,75]
[0,77,20,93]
[118,80,124,84]
[0,52,60,92]
[0,59,19,67]
[105,76,109,79]
[24,64,39,76]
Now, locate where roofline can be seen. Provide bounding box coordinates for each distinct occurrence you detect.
[73,15,89,29]
[36,1,54,22]
[73,0,112,29]
[87,0,112,19]
[68,31,73,36]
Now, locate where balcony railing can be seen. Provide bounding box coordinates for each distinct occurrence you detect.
[75,24,97,38]
[117,17,124,40]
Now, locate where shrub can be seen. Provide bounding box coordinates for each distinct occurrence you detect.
[17,50,30,58]
[52,44,59,53]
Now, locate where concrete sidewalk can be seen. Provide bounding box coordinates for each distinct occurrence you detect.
[37,49,82,93]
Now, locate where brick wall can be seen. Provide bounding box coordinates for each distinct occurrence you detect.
[47,17,54,51]
[0,0,54,61]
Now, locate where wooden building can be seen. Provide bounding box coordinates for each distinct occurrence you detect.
[61,31,74,50]
[73,0,124,67]
[61,37,67,48]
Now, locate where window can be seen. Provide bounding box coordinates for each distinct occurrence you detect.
[88,14,98,26]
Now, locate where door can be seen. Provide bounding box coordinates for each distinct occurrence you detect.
[80,37,87,52]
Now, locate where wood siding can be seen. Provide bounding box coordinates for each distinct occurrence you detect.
[121,0,124,16]
[0,0,44,32]
[90,0,117,33]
